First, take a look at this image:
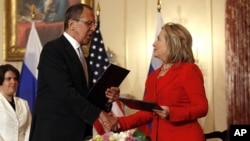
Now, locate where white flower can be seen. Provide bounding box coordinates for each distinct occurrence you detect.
[89,130,136,141]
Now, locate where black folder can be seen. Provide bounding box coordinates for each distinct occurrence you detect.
[87,63,130,110]
[118,96,162,112]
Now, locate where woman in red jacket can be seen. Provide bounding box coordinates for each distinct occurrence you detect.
[114,22,208,141]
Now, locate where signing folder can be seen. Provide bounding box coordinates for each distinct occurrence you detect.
[118,96,162,112]
[87,63,130,110]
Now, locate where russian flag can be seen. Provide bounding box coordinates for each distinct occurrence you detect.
[16,22,42,113]
[148,11,164,73]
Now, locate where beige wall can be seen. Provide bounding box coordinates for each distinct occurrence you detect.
[0,0,227,132]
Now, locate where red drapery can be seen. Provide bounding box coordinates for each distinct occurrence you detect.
[225,0,250,124]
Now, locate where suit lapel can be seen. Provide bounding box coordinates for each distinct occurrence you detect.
[0,94,17,120]
[60,35,92,88]
[61,35,82,66]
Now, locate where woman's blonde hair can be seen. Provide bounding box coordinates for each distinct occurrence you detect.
[162,22,194,63]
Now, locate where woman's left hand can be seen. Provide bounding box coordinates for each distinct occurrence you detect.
[105,87,120,103]
[153,106,170,119]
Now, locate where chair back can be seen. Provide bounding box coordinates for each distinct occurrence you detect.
[204,130,228,141]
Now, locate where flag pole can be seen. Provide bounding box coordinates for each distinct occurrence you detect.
[90,3,125,136]
[136,0,164,136]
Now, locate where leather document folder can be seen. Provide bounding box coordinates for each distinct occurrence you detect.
[118,96,162,112]
[87,63,130,110]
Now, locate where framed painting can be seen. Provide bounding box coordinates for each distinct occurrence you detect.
[4,0,94,61]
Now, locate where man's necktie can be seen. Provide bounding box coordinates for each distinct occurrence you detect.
[78,47,89,87]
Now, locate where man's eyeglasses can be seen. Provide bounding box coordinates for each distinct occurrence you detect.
[74,19,96,27]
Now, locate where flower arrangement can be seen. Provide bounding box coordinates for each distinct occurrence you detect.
[88,130,148,141]
[89,130,134,141]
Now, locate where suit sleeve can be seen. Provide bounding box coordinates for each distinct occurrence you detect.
[24,100,32,141]
[118,111,153,131]
[168,64,208,122]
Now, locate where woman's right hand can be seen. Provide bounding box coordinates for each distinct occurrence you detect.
[153,106,170,119]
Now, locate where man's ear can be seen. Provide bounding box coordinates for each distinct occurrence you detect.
[68,19,76,29]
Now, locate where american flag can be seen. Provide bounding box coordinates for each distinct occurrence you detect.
[89,20,110,84]
[89,20,124,135]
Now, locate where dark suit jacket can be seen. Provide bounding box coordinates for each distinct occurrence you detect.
[29,35,103,141]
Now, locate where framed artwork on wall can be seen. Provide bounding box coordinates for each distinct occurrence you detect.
[3,0,94,61]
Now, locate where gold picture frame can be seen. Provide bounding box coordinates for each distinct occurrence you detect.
[4,0,94,61]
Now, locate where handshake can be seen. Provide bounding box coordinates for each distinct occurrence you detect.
[97,87,121,132]
[96,86,170,134]
[98,111,120,132]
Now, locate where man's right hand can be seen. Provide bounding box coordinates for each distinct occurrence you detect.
[98,111,118,131]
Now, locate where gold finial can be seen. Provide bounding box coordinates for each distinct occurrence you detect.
[96,3,100,16]
[96,2,100,22]
[157,0,161,12]
[31,4,36,20]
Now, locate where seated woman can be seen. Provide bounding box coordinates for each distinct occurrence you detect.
[0,64,32,141]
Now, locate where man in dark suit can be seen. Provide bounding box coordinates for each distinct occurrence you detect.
[29,4,119,141]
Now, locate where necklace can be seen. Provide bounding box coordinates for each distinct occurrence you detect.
[158,63,173,78]
[161,64,173,71]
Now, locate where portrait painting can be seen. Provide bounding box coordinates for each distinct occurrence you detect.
[4,0,94,61]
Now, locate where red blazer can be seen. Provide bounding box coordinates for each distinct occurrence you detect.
[118,62,208,141]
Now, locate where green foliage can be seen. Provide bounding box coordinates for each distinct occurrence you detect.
[133,130,147,141]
